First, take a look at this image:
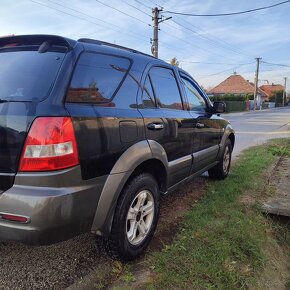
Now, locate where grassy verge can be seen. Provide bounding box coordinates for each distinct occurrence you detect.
[145,139,290,290]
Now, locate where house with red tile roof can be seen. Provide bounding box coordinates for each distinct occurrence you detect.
[259,84,284,98]
[209,73,268,102]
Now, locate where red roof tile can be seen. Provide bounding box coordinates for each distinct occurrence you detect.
[259,84,284,97]
[209,74,267,97]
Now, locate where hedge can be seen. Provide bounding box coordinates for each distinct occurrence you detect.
[223,101,247,112]
[209,93,254,102]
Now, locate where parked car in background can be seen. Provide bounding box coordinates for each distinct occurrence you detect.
[0,35,234,261]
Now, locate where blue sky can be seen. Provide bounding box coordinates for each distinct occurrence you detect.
[1,0,290,91]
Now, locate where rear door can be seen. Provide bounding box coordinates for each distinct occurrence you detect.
[65,51,146,180]
[139,65,194,187]
[179,73,221,173]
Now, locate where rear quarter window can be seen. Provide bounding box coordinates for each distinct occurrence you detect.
[66,52,131,105]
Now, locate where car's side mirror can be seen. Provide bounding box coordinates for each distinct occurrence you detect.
[212,101,226,113]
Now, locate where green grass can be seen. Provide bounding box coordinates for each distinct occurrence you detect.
[146,139,290,290]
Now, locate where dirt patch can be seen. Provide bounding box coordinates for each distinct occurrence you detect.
[239,155,279,206]
[149,176,206,251]
[262,157,290,216]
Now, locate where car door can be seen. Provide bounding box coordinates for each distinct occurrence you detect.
[179,72,222,173]
[138,65,195,187]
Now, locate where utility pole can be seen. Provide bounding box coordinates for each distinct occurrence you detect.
[253,57,262,110]
[283,77,287,107]
[151,7,171,58]
[152,7,161,58]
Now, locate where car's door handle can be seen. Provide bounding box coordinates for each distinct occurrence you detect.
[147,123,164,130]
[195,122,205,128]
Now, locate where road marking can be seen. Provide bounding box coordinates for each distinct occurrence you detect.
[235,131,290,135]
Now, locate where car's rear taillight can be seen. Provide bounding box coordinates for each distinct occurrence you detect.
[19,117,79,171]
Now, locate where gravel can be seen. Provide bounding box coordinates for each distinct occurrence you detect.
[0,233,107,290]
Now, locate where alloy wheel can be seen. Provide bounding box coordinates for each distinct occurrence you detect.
[126,190,155,245]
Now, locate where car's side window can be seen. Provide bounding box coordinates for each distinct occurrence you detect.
[180,75,206,112]
[149,66,183,110]
[66,52,130,104]
[142,75,156,108]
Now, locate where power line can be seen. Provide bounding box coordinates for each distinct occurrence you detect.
[160,26,227,60]
[95,0,151,25]
[47,0,147,39]
[147,0,163,8]
[163,0,290,17]
[198,66,243,79]
[170,18,252,58]
[261,61,290,67]
[155,2,255,58]
[239,66,290,74]
[161,21,240,61]
[120,0,151,17]
[154,2,255,59]
[30,0,149,43]
[133,0,151,10]
[172,16,254,58]
[259,67,290,73]
[179,60,255,66]
[198,62,255,79]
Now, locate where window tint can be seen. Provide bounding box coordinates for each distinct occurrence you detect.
[66,52,130,104]
[149,67,183,110]
[0,49,65,102]
[181,76,206,111]
[142,75,156,108]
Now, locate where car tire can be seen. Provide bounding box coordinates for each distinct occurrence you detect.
[208,139,232,180]
[104,173,160,261]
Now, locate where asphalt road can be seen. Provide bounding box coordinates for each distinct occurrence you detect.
[223,106,290,158]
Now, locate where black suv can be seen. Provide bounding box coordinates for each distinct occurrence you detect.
[0,35,234,261]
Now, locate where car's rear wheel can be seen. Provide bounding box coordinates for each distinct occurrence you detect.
[208,139,232,180]
[104,173,160,261]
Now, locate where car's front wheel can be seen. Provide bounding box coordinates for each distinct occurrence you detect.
[104,173,160,261]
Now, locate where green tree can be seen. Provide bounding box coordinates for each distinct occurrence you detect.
[270,90,284,105]
[170,57,179,67]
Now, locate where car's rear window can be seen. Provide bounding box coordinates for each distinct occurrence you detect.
[0,49,65,102]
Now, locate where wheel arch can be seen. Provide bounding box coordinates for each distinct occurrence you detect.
[218,124,235,159]
[91,140,168,236]
[228,132,235,150]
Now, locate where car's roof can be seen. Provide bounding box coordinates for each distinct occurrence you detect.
[78,37,170,67]
[0,34,171,68]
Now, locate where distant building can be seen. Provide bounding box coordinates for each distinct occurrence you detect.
[259,84,284,99]
[209,73,267,102]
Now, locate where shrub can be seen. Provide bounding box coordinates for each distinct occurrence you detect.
[209,94,246,102]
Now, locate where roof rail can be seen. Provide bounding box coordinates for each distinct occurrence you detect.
[78,38,155,59]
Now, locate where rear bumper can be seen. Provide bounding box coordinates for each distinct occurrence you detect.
[0,166,106,245]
